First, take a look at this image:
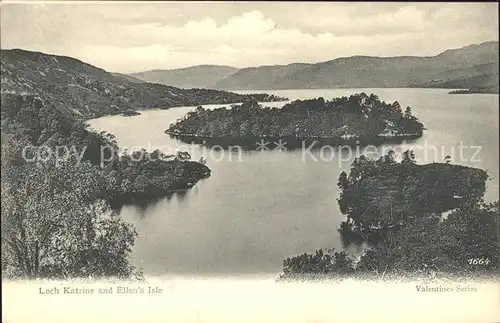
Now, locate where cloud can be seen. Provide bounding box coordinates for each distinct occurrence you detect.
[212,45,238,54]
[285,5,427,36]
[0,3,497,73]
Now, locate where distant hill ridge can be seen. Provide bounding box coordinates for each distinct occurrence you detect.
[130,41,499,92]
[130,65,239,89]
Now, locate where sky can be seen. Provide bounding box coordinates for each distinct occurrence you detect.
[1,1,498,73]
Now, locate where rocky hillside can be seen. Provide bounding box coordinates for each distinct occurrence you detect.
[0,49,285,119]
[130,65,238,89]
[418,62,499,94]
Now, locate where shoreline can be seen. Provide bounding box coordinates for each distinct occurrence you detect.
[164,133,423,149]
[84,97,289,121]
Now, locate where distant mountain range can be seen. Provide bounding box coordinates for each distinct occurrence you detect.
[0,50,284,119]
[1,41,496,121]
[130,41,499,92]
[130,65,238,89]
[111,72,146,84]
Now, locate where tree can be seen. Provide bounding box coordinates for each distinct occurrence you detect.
[392,101,402,115]
[387,150,396,164]
[401,149,416,165]
[404,106,412,119]
[1,159,141,279]
[176,150,191,162]
[337,171,349,190]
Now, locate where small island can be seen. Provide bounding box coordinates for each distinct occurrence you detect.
[449,86,499,94]
[336,150,488,246]
[165,93,425,148]
[121,109,141,117]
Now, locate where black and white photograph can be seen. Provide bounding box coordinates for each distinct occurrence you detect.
[1,1,499,322]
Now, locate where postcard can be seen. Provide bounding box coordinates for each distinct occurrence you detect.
[1,2,499,322]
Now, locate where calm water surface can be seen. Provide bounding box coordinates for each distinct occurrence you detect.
[88,88,499,277]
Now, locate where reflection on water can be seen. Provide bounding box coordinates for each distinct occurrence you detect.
[88,88,499,276]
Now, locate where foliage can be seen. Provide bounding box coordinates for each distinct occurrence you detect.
[280,200,499,280]
[336,150,487,239]
[355,200,499,277]
[1,157,141,279]
[280,249,355,280]
[280,150,496,281]
[167,93,425,140]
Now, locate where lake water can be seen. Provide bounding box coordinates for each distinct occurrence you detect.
[88,88,499,277]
